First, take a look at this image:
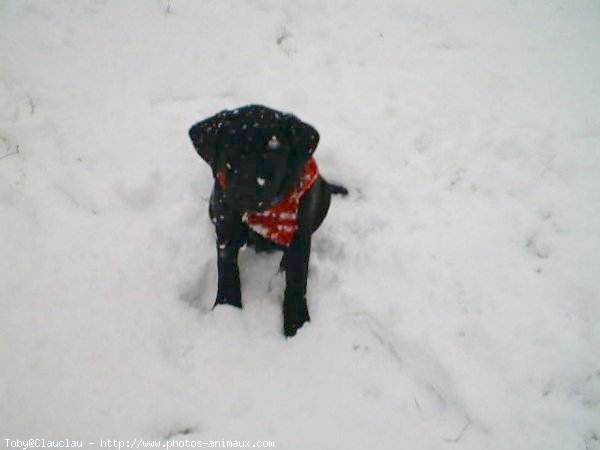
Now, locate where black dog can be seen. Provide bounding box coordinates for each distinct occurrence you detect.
[189,104,347,336]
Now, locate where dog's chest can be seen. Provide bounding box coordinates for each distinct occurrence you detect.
[242,158,318,246]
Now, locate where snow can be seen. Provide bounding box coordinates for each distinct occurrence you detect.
[268,136,281,150]
[1,0,599,449]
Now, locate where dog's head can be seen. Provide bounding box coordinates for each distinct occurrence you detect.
[189,105,319,213]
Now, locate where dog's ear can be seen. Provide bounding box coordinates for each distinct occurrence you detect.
[189,110,229,169]
[284,114,320,160]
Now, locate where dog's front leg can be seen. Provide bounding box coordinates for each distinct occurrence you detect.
[215,238,242,308]
[212,200,245,309]
[282,182,325,336]
[283,232,312,337]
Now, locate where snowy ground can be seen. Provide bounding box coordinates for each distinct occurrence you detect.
[1,1,599,449]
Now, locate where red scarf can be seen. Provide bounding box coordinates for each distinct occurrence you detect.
[232,158,319,247]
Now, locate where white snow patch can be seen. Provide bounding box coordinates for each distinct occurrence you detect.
[268,135,280,150]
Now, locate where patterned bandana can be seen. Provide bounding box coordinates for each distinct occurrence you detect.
[240,158,319,247]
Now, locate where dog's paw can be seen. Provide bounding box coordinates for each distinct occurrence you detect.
[283,306,310,337]
[214,291,242,309]
[213,299,242,309]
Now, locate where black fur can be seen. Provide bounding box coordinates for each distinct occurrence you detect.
[189,104,346,336]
